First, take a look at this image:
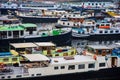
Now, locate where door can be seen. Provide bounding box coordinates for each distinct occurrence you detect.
[111,57,117,67]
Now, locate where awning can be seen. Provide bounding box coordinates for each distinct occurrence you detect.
[22,54,50,61]
[35,42,56,47]
[10,43,38,48]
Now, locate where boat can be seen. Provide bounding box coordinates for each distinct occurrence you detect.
[18,1,61,11]
[15,9,68,23]
[55,11,94,28]
[0,23,72,46]
[0,15,21,25]
[72,19,120,40]
[0,2,18,14]
[0,42,120,80]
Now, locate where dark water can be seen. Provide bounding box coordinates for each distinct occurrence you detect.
[0,23,120,80]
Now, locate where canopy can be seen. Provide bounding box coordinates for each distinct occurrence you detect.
[22,54,50,61]
[10,43,37,48]
[35,42,56,47]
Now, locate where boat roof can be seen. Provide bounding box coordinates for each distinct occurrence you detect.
[87,45,112,49]
[51,55,95,65]
[22,54,50,61]
[0,25,24,31]
[10,43,37,48]
[20,23,37,28]
[35,42,56,47]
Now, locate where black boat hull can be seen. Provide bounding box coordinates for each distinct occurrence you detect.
[0,30,72,46]
[17,16,59,23]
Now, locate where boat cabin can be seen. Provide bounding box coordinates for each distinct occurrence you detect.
[21,54,50,68]
[10,42,76,57]
[86,45,112,56]
[0,23,37,39]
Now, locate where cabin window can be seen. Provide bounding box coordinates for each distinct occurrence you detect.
[1,76,5,79]
[99,3,101,5]
[54,66,59,70]
[88,3,90,5]
[31,74,34,76]
[12,58,17,61]
[8,31,12,36]
[106,49,111,54]
[16,75,22,77]
[7,76,11,78]
[61,66,65,69]
[78,64,85,69]
[63,22,65,25]
[92,3,94,5]
[88,63,95,68]
[71,51,74,55]
[98,49,102,54]
[101,24,104,26]
[96,24,99,28]
[63,53,68,56]
[110,30,113,33]
[106,24,110,26]
[55,54,59,56]
[99,31,103,33]
[36,74,41,76]
[99,63,105,67]
[115,30,119,33]
[68,65,75,70]
[3,58,9,62]
[20,31,24,36]
[105,31,108,33]
[67,23,70,25]
[96,3,98,5]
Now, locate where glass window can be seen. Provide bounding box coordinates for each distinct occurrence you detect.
[105,31,108,33]
[99,63,105,67]
[98,49,102,54]
[88,63,95,68]
[99,31,103,33]
[110,30,113,33]
[61,66,65,69]
[78,64,85,69]
[115,30,119,33]
[8,31,12,36]
[12,58,17,61]
[54,66,58,70]
[68,65,75,70]
[3,58,9,62]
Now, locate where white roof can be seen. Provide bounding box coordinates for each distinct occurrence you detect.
[10,43,37,48]
[51,55,95,65]
[22,54,50,61]
[35,42,56,46]
[87,45,112,49]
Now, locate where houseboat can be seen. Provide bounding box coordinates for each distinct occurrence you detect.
[0,15,21,25]
[0,2,18,14]
[0,23,72,45]
[15,9,68,23]
[0,42,120,80]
